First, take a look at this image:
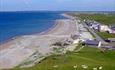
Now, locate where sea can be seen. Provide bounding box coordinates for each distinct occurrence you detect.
[0,11,66,44]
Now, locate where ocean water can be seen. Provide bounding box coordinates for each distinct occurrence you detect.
[0,11,66,43]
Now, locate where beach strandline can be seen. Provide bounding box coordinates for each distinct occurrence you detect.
[0,17,78,69]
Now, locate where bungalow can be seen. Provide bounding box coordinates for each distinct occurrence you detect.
[101,43,115,50]
[84,40,99,46]
[112,46,115,50]
[85,20,100,30]
[99,25,110,32]
[90,23,100,30]
[108,28,115,34]
[107,38,115,42]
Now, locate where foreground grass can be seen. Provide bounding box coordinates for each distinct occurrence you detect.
[11,47,115,70]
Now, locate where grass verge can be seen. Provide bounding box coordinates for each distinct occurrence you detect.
[10,46,115,70]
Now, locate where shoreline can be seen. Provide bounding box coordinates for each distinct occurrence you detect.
[0,20,61,50]
[0,13,77,69]
[0,13,74,48]
[0,13,73,46]
[0,20,58,45]
[37,20,59,35]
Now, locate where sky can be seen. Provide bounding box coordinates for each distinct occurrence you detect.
[0,0,115,11]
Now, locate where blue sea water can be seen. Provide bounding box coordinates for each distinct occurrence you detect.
[0,11,66,43]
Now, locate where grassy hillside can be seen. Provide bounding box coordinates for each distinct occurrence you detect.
[96,32,115,39]
[11,46,115,70]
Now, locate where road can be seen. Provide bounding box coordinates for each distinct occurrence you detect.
[63,14,108,44]
[82,21,107,44]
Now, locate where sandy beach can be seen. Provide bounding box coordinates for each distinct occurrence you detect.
[0,17,77,69]
[0,13,95,69]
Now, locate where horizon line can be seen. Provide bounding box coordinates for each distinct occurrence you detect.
[0,10,115,12]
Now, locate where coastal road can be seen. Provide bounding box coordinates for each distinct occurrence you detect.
[63,14,107,44]
[82,21,107,44]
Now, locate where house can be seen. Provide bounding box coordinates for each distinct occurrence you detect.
[85,20,100,30]
[108,28,115,34]
[99,25,110,32]
[107,38,115,42]
[112,46,115,50]
[108,24,115,34]
[111,28,115,34]
[84,40,99,46]
[90,23,100,30]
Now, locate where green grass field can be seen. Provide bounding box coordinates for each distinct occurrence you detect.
[96,32,115,39]
[75,14,115,25]
[11,46,115,70]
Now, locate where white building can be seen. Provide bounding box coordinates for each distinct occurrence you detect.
[99,25,110,32]
[108,28,115,34]
[90,23,99,30]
